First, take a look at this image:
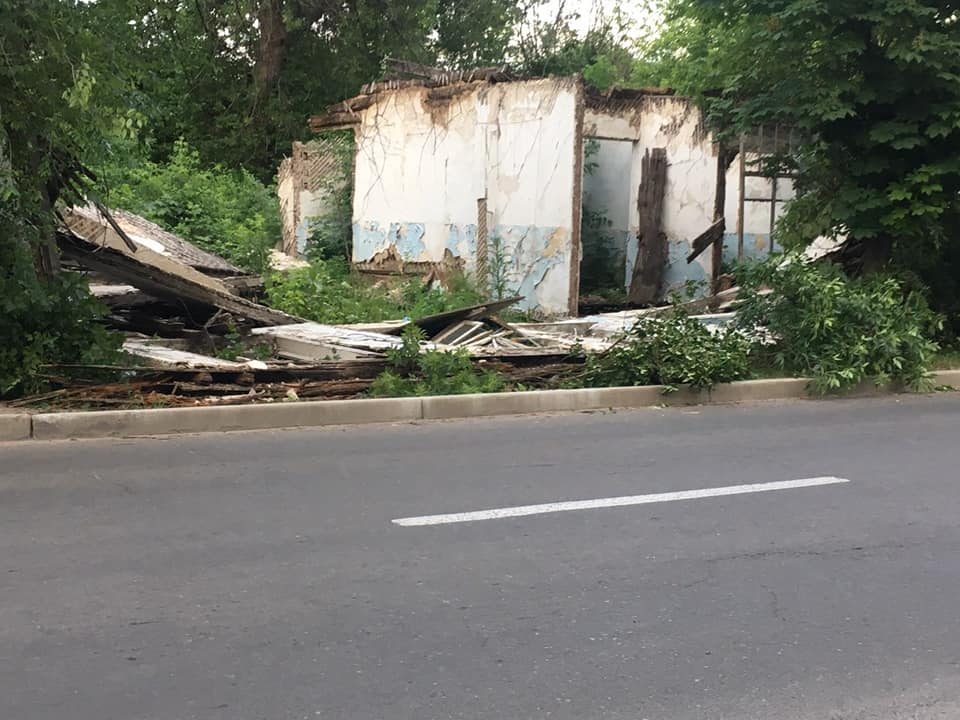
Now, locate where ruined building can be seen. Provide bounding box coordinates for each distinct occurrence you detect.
[280,71,792,316]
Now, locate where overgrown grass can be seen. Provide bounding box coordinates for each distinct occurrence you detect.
[265,258,485,324]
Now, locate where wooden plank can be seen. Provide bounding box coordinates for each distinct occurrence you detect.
[686,219,725,264]
[627,148,668,305]
[713,144,733,294]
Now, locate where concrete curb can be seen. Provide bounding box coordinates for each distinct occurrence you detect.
[8,369,960,442]
[30,397,423,441]
[0,412,32,442]
[935,369,960,388]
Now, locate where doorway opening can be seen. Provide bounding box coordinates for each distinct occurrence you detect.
[579,137,635,312]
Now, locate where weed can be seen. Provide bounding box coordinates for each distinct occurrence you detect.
[368,326,505,397]
[265,258,484,325]
[579,312,752,392]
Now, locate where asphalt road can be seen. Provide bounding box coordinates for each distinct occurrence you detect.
[2,395,960,720]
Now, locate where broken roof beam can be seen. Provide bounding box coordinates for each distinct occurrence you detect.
[309,68,515,133]
[309,95,377,132]
[60,208,300,327]
[309,110,361,132]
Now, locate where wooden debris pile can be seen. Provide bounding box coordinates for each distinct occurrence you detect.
[7,204,740,410]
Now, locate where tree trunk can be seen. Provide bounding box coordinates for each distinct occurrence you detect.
[252,0,288,113]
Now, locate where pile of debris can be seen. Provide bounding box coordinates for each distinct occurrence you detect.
[9,206,587,408]
[9,205,746,410]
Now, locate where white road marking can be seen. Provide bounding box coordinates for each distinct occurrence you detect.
[392,476,849,527]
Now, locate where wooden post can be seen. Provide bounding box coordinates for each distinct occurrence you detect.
[627,148,668,306]
[476,197,488,293]
[712,143,730,296]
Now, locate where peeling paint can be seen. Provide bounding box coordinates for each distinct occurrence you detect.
[295,219,311,255]
[492,225,570,311]
[352,221,388,261]
[387,222,427,260]
[445,224,478,259]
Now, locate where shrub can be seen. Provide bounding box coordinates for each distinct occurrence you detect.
[265,258,484,324]
[368,327,505,397]
[581,313,752,392]
[1,231,123,398]
[101,139,279,273]
[735,254,942,393]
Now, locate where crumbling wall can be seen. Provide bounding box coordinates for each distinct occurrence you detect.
[277,140,347,257]
[587,96,717,296]
[351,78,581,315]
[585,96,792,298]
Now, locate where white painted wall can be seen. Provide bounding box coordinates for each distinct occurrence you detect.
[351,78,581,315]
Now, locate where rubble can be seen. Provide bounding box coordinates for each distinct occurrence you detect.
[60,205,297,327]
[1,203,757,412]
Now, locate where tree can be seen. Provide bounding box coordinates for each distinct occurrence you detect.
[658,1,960,266]
[514,1,649,88]
[84,0,527,180]
[1,0,125,396]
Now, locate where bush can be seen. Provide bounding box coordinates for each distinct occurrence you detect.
[265,258,485,324]
[368,327,505,397]
[581,313,752,391]
[735,254,941,393]
[101,139,279,273]
[1,232,123,398]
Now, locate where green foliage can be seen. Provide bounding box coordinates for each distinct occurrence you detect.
[581,313,752,392]
[0,232,123,398]
[487,234,512,301]
[1,0,130,399]
[517,3,658,90]
[369,327,505,397]
[735,254,942,393]
[101,140,279,273]
[265,258,484,324]
[433,0,523,68]
[659,0,960,265]
[81,0,528,180]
